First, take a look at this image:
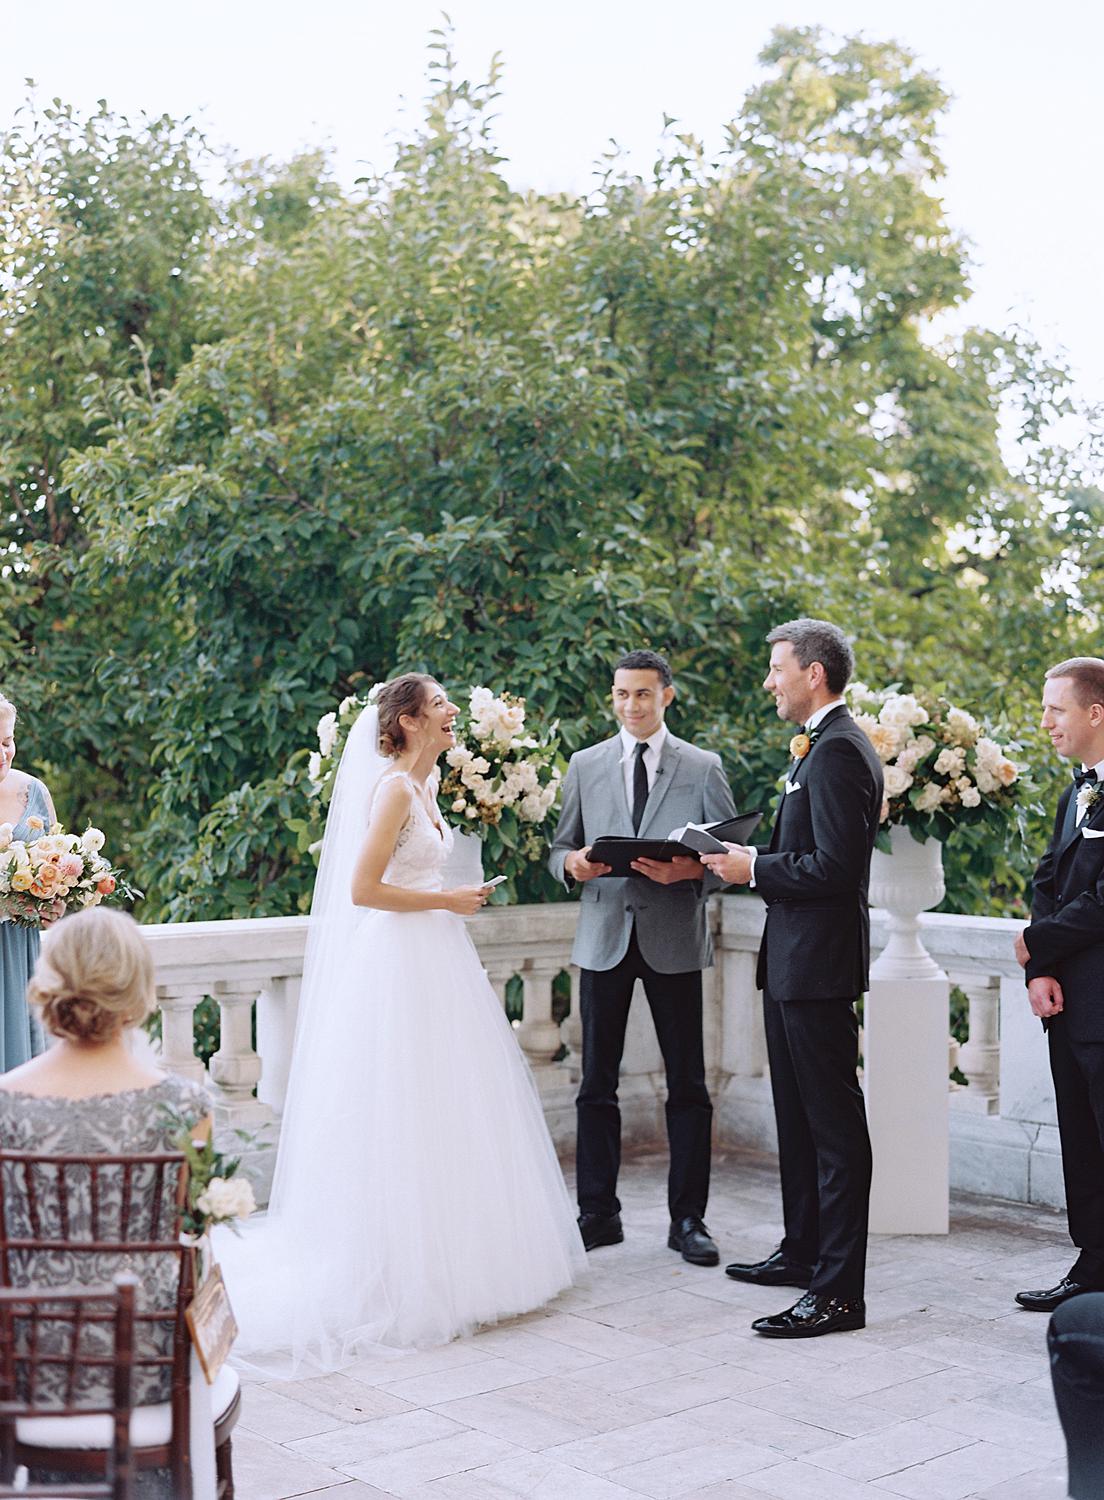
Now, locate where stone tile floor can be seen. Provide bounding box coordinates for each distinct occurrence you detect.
[232,1149,1072,1499]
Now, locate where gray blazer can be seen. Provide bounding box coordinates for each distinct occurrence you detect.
[549,732,737,974]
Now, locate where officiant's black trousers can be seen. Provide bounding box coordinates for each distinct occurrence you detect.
[763,986,872,1300]
[576,928,711,1222]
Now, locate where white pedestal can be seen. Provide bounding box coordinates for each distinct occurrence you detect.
[864,972,950,1233]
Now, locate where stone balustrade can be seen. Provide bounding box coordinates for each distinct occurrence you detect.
[143,895,1060,1210]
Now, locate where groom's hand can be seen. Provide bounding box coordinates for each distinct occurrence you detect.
[631,855,703,884]
[1027,976,1064,1018]
[565,847,612,882]
[700,843,754,885]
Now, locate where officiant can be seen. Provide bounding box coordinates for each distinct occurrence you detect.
[549,649,737,1265]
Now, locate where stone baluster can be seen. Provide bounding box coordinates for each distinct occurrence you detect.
[949,970,1000,1114]
[255,974,302,1116]
[485,963,516,1013]
[209,979,275,1131]
[517,960,564,1066]
[155,983,209,1084]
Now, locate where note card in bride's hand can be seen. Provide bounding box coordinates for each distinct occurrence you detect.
[186,1262,239,1384]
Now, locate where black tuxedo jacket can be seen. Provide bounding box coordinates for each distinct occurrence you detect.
[1025,782,1104,1043]
[753,706,884,1003]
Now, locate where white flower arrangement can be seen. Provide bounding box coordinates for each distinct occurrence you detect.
[440,687,562,857]
[847,684,1025,841]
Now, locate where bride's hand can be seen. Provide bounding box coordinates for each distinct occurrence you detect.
[444,885,489,916]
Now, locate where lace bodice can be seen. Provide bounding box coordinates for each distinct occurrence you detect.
[375,771,453,892]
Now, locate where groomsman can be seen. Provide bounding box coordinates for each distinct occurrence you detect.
[702,618,882,1338]
[549,650,737,1264]
[1014,657,1104,1313]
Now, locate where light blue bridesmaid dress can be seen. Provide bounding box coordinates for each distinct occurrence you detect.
[0,777,48,1071]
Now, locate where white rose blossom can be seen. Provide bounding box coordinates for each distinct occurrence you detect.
[80,828,106,854]
[960,784,982,808]
[316,712,338,757]
[946,707,980,746]
[934,746,966,777]
[882,764,913,797]
[196,1176,256,1222]
[879,693,928,728]
[914,782,943,814]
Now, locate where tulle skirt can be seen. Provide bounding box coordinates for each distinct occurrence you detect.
[216,906,585,1374]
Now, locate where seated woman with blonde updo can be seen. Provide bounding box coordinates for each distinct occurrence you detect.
[0,906,211,1405]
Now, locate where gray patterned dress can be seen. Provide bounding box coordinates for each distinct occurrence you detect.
[0,1073,211,1408]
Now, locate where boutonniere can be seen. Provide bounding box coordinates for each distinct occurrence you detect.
[789,728,821,761]
[1077,782,1102,820]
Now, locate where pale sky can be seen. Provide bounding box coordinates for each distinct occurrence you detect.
[6,1,1103,430]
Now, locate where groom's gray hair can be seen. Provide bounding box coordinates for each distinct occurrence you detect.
[766,618,854,694]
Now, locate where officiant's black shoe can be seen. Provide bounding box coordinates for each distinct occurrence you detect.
[752,1291,866,1339]
[667,1216,719,1266]
[1015,1277,1096,1313]
[725,1248,813,1288]
[578,1213,623,1251]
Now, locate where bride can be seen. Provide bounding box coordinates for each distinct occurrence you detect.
[218,673,585,1371]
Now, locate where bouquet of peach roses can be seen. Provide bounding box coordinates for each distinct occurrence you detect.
[0,819,138,928]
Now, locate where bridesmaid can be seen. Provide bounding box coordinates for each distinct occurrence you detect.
[0,691,56,1070]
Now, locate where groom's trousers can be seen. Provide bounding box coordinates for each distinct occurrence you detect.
[576,926,712,1222]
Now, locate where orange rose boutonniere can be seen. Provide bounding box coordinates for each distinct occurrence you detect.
[789,733,812,760]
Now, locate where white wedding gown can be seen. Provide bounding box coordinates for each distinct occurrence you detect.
[217,767,585,1373]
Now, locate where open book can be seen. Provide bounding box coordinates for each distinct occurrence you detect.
[588,810,761,877]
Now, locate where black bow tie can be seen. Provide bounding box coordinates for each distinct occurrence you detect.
[1074,768,1099,789]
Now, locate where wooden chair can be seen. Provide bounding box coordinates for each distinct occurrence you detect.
[0,1151,240,1499]
[0,1273,138,1498]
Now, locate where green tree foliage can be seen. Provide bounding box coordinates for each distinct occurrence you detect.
[1,29,1099,920]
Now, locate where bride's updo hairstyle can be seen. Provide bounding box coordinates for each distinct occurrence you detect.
[376,674,436,757]
[28,908,156,1046]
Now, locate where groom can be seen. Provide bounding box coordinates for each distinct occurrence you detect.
[702,618,881,1338]
[549,649,737,1264]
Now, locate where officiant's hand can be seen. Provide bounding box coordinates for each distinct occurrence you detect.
[631,855,703,883]
[565,847,612,882]
[700,843,754,885]
[1027,976,1064,1019]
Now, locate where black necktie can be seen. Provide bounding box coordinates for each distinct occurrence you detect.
[632,741,649,833]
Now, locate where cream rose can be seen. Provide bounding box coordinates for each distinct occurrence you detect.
[882,764,913,798]
[316,712,338,757]
[997,758,1018,786]
[80,828,106,854]
[915,783,943,814]
[196,1176,256,1222]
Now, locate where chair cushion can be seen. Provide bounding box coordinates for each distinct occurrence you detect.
[16,1363,239,1450]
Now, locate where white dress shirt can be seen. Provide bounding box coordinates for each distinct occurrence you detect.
[749,698,848,887]
[620,723,667,813]
[1075,756,1104,826]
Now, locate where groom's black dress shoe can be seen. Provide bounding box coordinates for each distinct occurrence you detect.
[725,1248,814,1288]
[667,1216,719,1266]
[752,1291,866,1339]
[1015,1277,1096,1313]
[578,1212,623,1251]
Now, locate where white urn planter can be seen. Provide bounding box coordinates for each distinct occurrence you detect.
[865,820,950,1234]
[869,823,946,981]
[439,826,485,888]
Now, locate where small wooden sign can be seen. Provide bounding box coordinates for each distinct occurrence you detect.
[186,1262,238,1384]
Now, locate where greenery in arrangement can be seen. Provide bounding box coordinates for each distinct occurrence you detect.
[1,27,1100,923]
